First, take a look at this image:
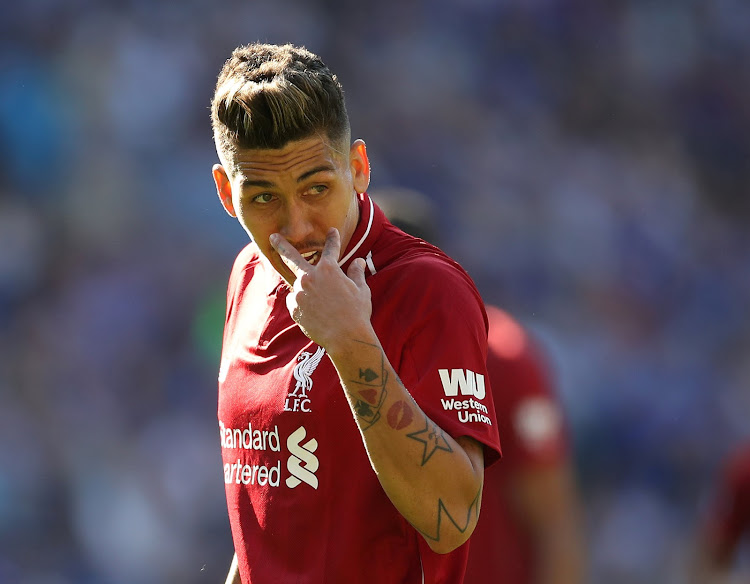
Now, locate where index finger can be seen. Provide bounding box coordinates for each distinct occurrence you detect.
[269,233,311,277]
[320,228,341,264]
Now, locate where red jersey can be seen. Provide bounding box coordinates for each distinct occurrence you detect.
[463,306,569,584]
[218,193,501,584]
[705,444,750,559]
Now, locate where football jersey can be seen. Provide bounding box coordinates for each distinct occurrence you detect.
[463,306,569,584]
[218,193,501,583]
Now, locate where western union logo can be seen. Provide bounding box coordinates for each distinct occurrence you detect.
[438,368,486,400]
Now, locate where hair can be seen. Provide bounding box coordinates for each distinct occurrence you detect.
[210,43,350,168]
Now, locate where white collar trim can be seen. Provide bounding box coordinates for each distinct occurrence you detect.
[338,196,374,267]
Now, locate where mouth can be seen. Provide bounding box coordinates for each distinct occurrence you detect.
[300,250,320,265]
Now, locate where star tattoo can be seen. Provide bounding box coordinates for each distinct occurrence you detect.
[406,418,453,466]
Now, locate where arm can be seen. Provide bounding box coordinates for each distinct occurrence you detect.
[328,328,485,554]
[271,229,485,553]
[505,463,586,584]
[224,553,240,584]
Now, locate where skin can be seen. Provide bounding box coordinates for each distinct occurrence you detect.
[212,135,366,286]
[213,135,486,574]
[505,464,586,584]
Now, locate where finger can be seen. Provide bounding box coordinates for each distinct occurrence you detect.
[346,257,367,286]
[270,233,311,277]
[320,228,341,264]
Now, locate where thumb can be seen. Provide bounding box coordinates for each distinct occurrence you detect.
[347,257,367,286]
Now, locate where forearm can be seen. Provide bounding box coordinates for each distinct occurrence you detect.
[270,234,485,552]
[533,517,586,584]
[328,329,484,554]
[509,466,586,584]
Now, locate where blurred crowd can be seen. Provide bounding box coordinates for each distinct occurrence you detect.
[1,0,749,582]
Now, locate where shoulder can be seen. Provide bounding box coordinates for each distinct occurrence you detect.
[367,230,490,360]
[227,242,263,291]
[232,241,261,271]
[484,308,569,461]
[486,306,552,387]
[485,307,561,430]
[371,226,483,306]
[486,306,528,357]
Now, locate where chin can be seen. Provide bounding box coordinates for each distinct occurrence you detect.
[277,264,295,285]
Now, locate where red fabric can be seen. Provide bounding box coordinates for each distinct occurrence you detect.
[706,444,750,558]
[218,193,500,583]
[463,306,569,584]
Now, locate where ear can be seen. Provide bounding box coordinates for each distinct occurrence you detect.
[212,164,236,217]
[349,139,371,194]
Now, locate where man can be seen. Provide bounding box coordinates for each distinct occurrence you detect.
[462,305,586,584]
[209,43,500,584]
[373,188,587,584]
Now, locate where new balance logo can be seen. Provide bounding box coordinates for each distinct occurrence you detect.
[286,426,319,489]
[438,369,486,400]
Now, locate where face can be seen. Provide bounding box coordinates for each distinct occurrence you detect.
[213,135,370,284]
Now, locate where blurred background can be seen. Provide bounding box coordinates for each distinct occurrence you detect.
[1,0,749,582]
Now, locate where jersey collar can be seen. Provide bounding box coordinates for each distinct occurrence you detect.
[338,192,384,276]
[259,250,285,295]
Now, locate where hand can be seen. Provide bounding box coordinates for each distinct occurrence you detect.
[269,228,373,353]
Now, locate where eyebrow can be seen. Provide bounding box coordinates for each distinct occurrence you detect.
[241,178,275,189]
[296,165,336,183]
[239,165,336,190]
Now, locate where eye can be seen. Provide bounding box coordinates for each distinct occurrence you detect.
[306,185,328,196]
[252,193,276,204]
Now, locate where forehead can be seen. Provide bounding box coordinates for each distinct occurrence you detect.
[230,136,347,181]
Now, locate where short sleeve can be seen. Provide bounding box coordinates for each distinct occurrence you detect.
[373,257,502,466]
[485,306,569,471]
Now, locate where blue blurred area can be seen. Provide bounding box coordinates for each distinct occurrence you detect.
[1,1,749,582]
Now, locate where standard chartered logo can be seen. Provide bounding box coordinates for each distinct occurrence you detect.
[220,421,320,490]
[286,426,319,490]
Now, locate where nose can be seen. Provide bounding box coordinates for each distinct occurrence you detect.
[278,201,314,244]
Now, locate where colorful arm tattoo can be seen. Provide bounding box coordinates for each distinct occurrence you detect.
[347,341,389,430]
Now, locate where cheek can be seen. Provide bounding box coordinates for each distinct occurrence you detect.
[338,197,359,242]
[236,209,265,243]
[329,200,353,232]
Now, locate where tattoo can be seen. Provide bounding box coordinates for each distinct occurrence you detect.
[348,341,389,430]
[359,368,379,382]
[415,488,482,543]
[387,400,414,430]
[406,417,453,465]
[353,389,387,428]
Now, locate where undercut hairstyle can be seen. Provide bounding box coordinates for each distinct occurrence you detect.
[211,43,350,168]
